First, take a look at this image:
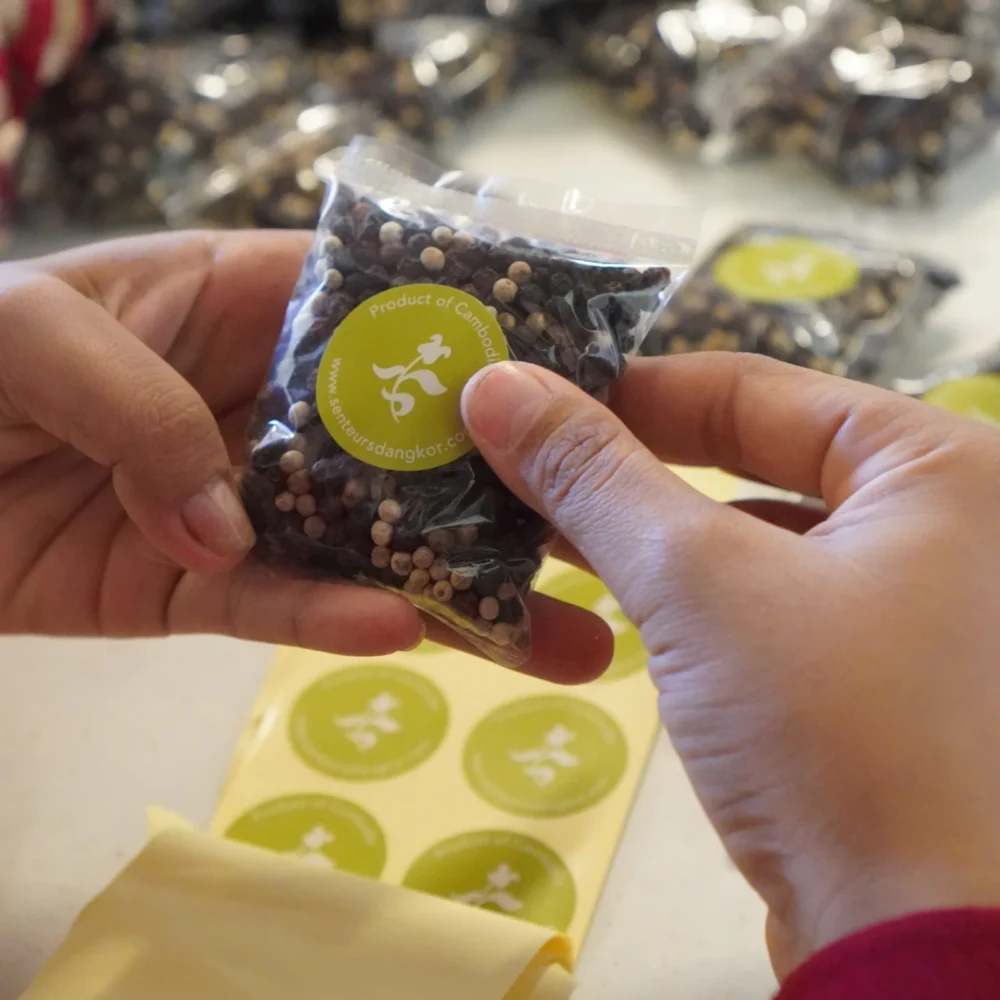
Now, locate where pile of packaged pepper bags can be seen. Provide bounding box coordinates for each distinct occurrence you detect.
[9,0,1000,232]
[6,0,1000,387]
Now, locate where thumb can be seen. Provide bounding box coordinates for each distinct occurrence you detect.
[461,361,740,625]
[0,274,253,573]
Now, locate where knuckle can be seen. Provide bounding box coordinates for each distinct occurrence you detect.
[527,411,631,513]
[130,380,215,453]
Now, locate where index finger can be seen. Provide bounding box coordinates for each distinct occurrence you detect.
[610,354,977,506]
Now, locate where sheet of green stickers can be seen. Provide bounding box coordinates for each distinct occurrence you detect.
[212,468,741,945]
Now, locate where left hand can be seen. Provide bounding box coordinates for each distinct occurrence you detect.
[0,231,611,681]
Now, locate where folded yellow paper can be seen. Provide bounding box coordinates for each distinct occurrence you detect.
[212,467,743,947]
[19,816,574,1000]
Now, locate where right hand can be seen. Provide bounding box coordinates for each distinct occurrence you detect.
[461,353,1000,978]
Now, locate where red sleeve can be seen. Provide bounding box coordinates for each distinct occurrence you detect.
[778,909,1000,1000]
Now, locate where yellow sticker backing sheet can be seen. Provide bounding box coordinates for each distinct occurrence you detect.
[211,467,742,947]
[20,814,575,1000]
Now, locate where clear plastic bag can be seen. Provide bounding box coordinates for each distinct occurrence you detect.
[241,137,696,667]
[15,33,310,229]
[160,95,417,229]
[712,0,1000,202]
[570,0,788,150]
[371,16,555,143]
[892,343,1000,396]
[114,0,245,37]
[870,0,1000,40]
[643,223,958,383]
[337,0,552,28]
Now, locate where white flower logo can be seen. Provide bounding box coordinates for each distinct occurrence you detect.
[508,725,580,788]
[334,691,402,752]
[373,334,451,422]
[449,863,524,913]
[284,825,336,869]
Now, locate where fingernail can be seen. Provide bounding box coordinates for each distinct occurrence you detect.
[182,477,255,558]
[462,362,552,454]
[404,622,427,651]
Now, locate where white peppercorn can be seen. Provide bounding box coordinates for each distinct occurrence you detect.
[493,278,518,303]
[296,494,318,517]
[497,582,518,601]
[409,568,431,590]
[432,580,454,602]
[378,499,403,524]
[451,569,475,591]
[303,515,326,539]
[527,312,548,334]
[491,622,516,646]
[420,247,446,272]
[288,401,312,429]
[324,268,344,292]
[455,524,478,546]
[432,225,454,247]
[372,546,392,569]
[479,597,501,621]
[430,558,450,581]
[452,232,476,251]
[498,312,516,332]
[379,221,404,245]
[287,469,312,495]
[371,520,394,546]
[426,529,455,553]
[508,261,532,285]
[279,450,306,474]
[390,552,413,577]
[413,546,435,570]
[274,491,296,512]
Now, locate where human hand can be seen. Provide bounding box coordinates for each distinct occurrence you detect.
[0,233,609,681]
[461,353,1000,976]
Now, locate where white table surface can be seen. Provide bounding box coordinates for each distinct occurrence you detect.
[4,79,1000,1000]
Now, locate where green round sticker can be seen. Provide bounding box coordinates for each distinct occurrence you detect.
[924,375,1000,429]
[289,664,449,781]
[224,794,387,877]
[316,284,508,472]
[402,830,576,931]
[714,236,860,303]
[543,574,646,682]
[464,696,628,817]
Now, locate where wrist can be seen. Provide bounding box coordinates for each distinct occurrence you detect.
[797,862,1000,962]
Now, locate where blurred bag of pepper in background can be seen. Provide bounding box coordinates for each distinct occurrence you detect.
[337,0,554,30]
[568,0,789,151]
[13,31,315,228]
[0,0,110,229]
[159,95,421,229]
[369,15,555,143]
[644,223,959,383]
[710,0,1000,203]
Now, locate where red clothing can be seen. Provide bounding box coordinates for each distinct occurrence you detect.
[1,0,105,120]
[779,909,1000,999]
